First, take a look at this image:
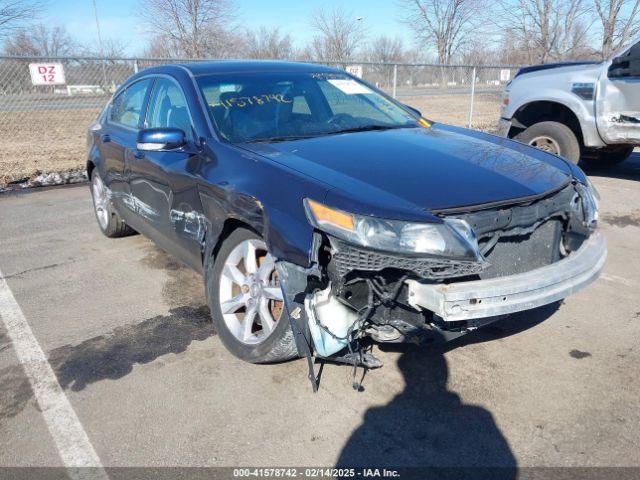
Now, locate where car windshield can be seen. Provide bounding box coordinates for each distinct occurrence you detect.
[196,71,420,143]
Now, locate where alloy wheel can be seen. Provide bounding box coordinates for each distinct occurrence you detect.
[92,174,109,230]
[218,238,284,345]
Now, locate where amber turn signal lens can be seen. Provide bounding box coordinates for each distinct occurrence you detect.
[306,199,355,231]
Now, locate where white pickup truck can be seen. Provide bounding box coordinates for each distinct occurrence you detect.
[499,37,640,165]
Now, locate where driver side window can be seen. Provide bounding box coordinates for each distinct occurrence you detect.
[146,78,194,141]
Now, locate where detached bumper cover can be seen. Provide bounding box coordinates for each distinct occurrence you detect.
[406,232,606,321]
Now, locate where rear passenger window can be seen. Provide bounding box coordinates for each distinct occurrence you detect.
[110,79,152,128]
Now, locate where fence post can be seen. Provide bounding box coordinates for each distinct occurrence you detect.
[468,66,476,129]
[134,59,139,74]
[392,64,398,98]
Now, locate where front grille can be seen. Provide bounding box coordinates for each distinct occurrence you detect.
[330,239,486,279]
[479,219,562,279]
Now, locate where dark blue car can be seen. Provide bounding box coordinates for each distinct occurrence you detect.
[87,61,605,381]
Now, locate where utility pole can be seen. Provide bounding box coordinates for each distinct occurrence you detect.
[92,0,108,87]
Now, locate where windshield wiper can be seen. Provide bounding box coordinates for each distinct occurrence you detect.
[245,134,320,144]
[324,124,415,136]
[244,124,415,144]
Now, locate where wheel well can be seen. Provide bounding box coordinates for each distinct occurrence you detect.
[206,218,260,265]
[509,101,584,145]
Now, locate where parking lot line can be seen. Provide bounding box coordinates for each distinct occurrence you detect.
[0,268,109,478]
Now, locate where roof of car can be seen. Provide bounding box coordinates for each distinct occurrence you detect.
[167,60,339,76]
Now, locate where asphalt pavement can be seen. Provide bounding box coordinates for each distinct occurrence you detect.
[0,156,639,474]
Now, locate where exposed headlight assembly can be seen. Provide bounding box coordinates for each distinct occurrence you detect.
[304,199,484,262]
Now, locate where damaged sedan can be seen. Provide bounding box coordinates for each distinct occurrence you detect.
[87,61,606,388]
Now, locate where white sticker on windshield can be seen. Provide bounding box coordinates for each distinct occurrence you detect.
[328,79,372,95]
[219,84,237,93]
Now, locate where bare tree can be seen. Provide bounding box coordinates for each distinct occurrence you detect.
[595,0,640,58]
[142,34,177,58]
[3,24,76,56]
[82,37,128,58]
[138,0,238,58]
[496,0,591,63]
[365,35,406,63]
[363,36,406,88]
[0,0,45,40]
[460,43,500,65]
[308,7,367,62]
[143,30,244,59]
[564,20,599,59]
[244,26,294,59]
[399,0,484,65]
[556,0,593,58]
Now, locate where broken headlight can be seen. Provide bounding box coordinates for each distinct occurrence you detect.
[304,199,483,261]
[576,179,599,230]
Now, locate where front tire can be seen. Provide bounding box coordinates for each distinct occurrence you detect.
[515,121,581,164]
[90,170,136,238]
[207,228,298,363]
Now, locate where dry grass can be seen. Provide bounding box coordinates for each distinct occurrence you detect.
[0,107,101,186]
[0,93,502,187]
[404,92,502,132]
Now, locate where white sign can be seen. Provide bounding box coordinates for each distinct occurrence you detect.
[328,79,372,95]
[345,64,363,78]
[29,63,66,86]
[500,69,511,82]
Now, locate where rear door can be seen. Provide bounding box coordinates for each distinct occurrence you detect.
[596,39,640,144]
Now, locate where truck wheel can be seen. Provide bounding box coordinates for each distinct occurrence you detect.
[206,228,298,363]
[582,145,634,167]
[515,121,581,164]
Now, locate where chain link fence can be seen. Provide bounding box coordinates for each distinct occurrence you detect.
[0,56,519,186]
[360,63,519,130]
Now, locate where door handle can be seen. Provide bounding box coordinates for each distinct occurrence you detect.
[101,134,111,143]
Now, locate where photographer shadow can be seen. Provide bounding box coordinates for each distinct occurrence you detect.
[337,302,561,475]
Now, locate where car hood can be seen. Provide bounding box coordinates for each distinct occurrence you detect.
[241,124,574,221]
[514,61,600,79]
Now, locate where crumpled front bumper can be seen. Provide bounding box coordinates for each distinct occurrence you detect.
[405,232,606,321]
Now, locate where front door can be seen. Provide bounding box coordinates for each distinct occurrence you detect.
[128,77,205,271]
[596,39,640,144]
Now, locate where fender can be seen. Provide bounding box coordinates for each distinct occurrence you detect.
[196,141,331,271]
[199,189,264,261]
[506,93,604,148]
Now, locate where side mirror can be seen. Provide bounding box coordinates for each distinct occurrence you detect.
[608,56,627,78]
[137,128,186,151]
[404,104,422,117]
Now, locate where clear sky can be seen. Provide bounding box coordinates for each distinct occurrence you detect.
[43,0,415,56]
